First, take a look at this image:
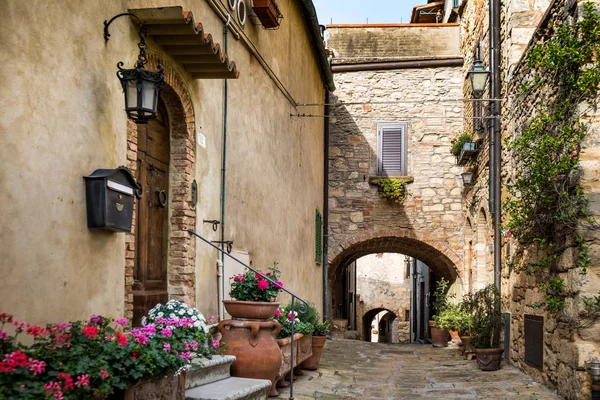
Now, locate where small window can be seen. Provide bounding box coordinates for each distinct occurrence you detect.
[377,123,408,176]
[315,209,323,264]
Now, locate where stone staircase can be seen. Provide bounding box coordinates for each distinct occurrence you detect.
[186,355,271,400]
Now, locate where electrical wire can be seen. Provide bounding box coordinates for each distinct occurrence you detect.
[296,98,502,107]
[290,113,502,120]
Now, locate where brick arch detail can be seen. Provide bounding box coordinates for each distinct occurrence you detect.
[124,54,196,321]
[329,228,462,281]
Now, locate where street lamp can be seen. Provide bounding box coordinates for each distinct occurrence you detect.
[104,13,165,124]
[467,54,490,98]
[461,171,474,186]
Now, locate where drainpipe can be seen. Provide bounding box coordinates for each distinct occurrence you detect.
[490,0,501,292]
[322,88,330,322]
[489,0,502,348]
[219,14,232,321]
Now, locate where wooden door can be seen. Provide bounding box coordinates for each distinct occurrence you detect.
[133,100,170,326]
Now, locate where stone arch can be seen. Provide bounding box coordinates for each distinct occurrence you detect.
[329,228,462,282]
[124,54,197,321]
[362,308,398,343]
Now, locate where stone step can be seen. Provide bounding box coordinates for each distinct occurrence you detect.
[185,377,272,400]
[187,355,236,389]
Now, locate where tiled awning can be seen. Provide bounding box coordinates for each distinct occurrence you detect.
[129,7,239,79]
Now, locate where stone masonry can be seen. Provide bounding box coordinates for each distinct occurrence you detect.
[327,63,467,292]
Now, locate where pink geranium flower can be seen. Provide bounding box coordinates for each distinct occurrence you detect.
[257,280,269,291]
[212,339,220,349]
[115,317,128,327]
[101,370,109,380]
[274,309,282,317]
[75,374,90,387]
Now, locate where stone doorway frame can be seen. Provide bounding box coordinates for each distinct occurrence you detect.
[124,55,196,321]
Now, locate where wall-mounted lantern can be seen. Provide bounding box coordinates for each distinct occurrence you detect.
[104,13,165,124]
[461,171,474,186]
[467,52,490,98]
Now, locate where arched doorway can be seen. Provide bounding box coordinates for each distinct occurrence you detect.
[125,55,197,325]
[363,308,398,343]
[133,99,170,326]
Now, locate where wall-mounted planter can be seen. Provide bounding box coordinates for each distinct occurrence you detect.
[252,0,283,29]
[457,142,478,165]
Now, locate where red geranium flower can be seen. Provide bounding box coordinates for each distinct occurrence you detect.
[81,325,99,339]
[116,332,128,346]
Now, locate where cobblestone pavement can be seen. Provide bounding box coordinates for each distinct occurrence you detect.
[275,339,561,400]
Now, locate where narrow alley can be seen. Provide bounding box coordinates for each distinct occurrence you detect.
[275,339,560,400]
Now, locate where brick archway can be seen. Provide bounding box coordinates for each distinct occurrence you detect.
[124,55,196,321]
[329,228,462,281]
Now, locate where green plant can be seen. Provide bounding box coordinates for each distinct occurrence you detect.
[450,132,473,157]
[432,277,453,316]
[378,178,406,204]
[462,285,502,349]
[313,321,330,336]
[288,302,319,327]
[432,304,473,333]
[0,303,220,399]
[229,262,283,302]
[504,1,600,313]
[273,305,314,339]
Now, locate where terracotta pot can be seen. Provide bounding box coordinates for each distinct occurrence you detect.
[223,300,280,320]
[430,326,449,347]
[475,348,504,371]
[459,335,472,347]
[218,319,282,398]
[300,335,327,370]
[252,0,281,28]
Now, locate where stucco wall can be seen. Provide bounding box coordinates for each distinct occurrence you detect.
[0,0,326,325]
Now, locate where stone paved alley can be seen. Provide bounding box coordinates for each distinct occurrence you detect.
[275,339,561,400]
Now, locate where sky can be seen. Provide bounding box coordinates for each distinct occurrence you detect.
[312,0,426,25]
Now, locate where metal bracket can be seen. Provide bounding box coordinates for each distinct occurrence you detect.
[211,240,233,253]
[203,219,221,232]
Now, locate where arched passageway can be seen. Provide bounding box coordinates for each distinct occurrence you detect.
[363,308,398,343]
[329,234,462,344]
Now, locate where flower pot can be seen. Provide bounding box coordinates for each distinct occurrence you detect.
[252,0,281,28]
[223,300,280,320]
[430,325,449,347]
[270,334,313,397]
[475,348,504,371]
[300,335,327,370]
[218,319,282,397]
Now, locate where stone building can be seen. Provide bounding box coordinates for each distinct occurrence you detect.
[457,0,600,398]
[0,0,333,326]
[326,22,473,333]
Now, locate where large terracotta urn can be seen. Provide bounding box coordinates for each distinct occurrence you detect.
[300,335,327,370]
[223,300,280,320]
[217,319,282,397]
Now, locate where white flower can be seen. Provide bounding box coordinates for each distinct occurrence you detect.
[170,313,176,318]
[158,312,164,317]
[188,309,193,315]
[167,305,174,310]
[141,317,147,325]
[192,315,198,321]
[178,309,185,315]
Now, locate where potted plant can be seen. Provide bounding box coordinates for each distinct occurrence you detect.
[301,320,330,371]
[430,277,453,347]
[462,285,503,371]
[252,0,282,29]
[270,305,314,397]
[433,304,474,344]
[0,302,220,399]
[224,262,284,320]
[450,132,476,165]
[218,263,285,396]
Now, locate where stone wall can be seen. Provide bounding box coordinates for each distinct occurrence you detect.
[459,0,600,397]
[327,59,467,296]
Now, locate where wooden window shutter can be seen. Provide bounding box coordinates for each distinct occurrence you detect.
[315,209,323,263]
[377,123,408,176]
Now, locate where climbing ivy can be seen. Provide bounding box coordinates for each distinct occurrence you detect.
[505,2,600,314]
[378,178,407,204]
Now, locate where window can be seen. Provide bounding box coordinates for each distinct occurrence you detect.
[315,209,323,263]
[377,123,408,176]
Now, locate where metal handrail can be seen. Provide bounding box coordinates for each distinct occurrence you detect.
[188,229,309,400]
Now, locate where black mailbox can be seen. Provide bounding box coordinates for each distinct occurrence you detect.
[84,166,141,232]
